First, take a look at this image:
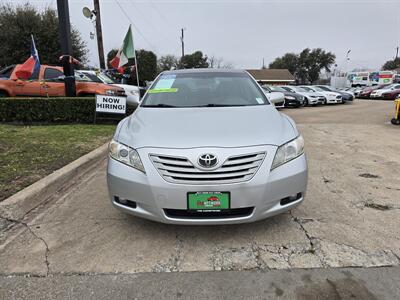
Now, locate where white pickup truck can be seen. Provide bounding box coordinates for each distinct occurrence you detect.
[76,70,140,106]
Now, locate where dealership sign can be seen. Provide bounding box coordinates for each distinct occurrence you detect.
[96,95,126,114]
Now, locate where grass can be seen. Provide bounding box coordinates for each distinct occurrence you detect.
[0,124,116,201]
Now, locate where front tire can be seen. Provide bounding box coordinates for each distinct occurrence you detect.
[0,91,8,97]
[391,118,400,125]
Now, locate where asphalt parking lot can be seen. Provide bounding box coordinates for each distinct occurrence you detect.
[0,100,399,294]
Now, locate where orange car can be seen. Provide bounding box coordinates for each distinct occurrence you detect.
[0,64,125,97]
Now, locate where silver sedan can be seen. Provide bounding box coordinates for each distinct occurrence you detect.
[107,69,308,224]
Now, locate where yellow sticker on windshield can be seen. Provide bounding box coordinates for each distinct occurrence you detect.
[148,88,179,94]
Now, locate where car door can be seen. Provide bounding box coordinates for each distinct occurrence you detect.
[15,67,42,96]
[41,67,65,97]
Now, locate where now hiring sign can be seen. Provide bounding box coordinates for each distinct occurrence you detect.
[96,95,127,114]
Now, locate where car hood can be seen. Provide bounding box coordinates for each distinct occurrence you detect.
[117,106,297,149]
[282,91,301,98]
[297,91,322,97]
[373,89,389,93]
[113,84,139,92]
[319,91,341,96]
[383,88,400,94]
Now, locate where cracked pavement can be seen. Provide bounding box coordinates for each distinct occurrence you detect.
[0,100,399,277]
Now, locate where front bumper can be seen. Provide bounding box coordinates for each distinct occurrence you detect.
[326,96,342,104]
[107,146,308,225]
[285,98,304,107]
[382,94,397,100]
[370,93,382,98]
[308,97,320,105]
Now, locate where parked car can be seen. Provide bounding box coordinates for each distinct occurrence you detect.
[260,86,285,108]
[370,83,400,99]
[299,86,342,104]
[315,85,354,102]
[381,88,400,100]
[76,70,140,106]
[263,85,305,107]
[0,64,125,97]
[107,69,307,224]
[280,85,322,105]
[358,84,389,99]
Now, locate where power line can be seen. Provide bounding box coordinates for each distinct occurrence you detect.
[114,0,158,53]
[149,1,174,27]
[127,0,171,42]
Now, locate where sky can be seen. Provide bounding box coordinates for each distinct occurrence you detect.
[5,0,400,71]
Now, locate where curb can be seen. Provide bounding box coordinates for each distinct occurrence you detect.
[0,142,109,221]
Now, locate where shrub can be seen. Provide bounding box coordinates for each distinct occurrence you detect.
[0,97,134,123]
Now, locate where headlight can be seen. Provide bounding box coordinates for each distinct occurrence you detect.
[285,96,295,100]
[271,135,304,170]
[106,89,117,95]
[109,140,145,173]
[130,90,139,96]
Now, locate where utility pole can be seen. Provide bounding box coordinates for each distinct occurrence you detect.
[93,0,105,69]
[180,28,185,59]
[56,0,76,96]
[395,46,399,60]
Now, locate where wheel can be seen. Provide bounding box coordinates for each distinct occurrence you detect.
[391,118,400,125]
[0,91,8,97]
[305,98,309,106]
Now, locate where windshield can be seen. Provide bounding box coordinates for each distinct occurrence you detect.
[285,86,307,93]
[299,86,313,92]
[310,86,324,92]
[293,87,308,92]
[79,72,103,83]
[268,85,286,92]
[141,72,269,107]
[317,86,331,91]
[281,86,294,92]
[98,73,117,84]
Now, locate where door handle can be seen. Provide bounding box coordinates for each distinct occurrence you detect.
[42,85,50,88]
[16,83,24,86]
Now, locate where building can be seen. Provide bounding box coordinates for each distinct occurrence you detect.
[246,69,295,85]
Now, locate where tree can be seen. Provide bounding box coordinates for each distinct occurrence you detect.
[207,55,234,69]
[269,53,298,75]
[179,51,209,69]
[107,48,157,86]
[382,58,400,70]
[269,48,335,84]
[0,3,88,68]
[158,55,179,72]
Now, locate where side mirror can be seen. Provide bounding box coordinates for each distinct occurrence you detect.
[126,95,140,107]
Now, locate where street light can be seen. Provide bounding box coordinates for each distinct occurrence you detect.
[82,3,105,69]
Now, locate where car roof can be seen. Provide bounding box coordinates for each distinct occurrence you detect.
[161,69,247,75]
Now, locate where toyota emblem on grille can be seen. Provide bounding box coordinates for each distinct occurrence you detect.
[198,154,218,168]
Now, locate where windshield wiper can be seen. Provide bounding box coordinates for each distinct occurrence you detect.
[196,104,246,107]
[142,104,177,108]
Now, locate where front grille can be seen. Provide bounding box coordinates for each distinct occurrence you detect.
[149,152,266,184]
[164,207,254,219]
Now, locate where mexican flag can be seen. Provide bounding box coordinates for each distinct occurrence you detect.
[110,25,135,70]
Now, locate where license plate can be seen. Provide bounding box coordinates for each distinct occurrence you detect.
[187,192,230,211]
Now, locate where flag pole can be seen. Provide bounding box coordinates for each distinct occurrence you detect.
[134,55,140,88]
[131,24,140,90]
